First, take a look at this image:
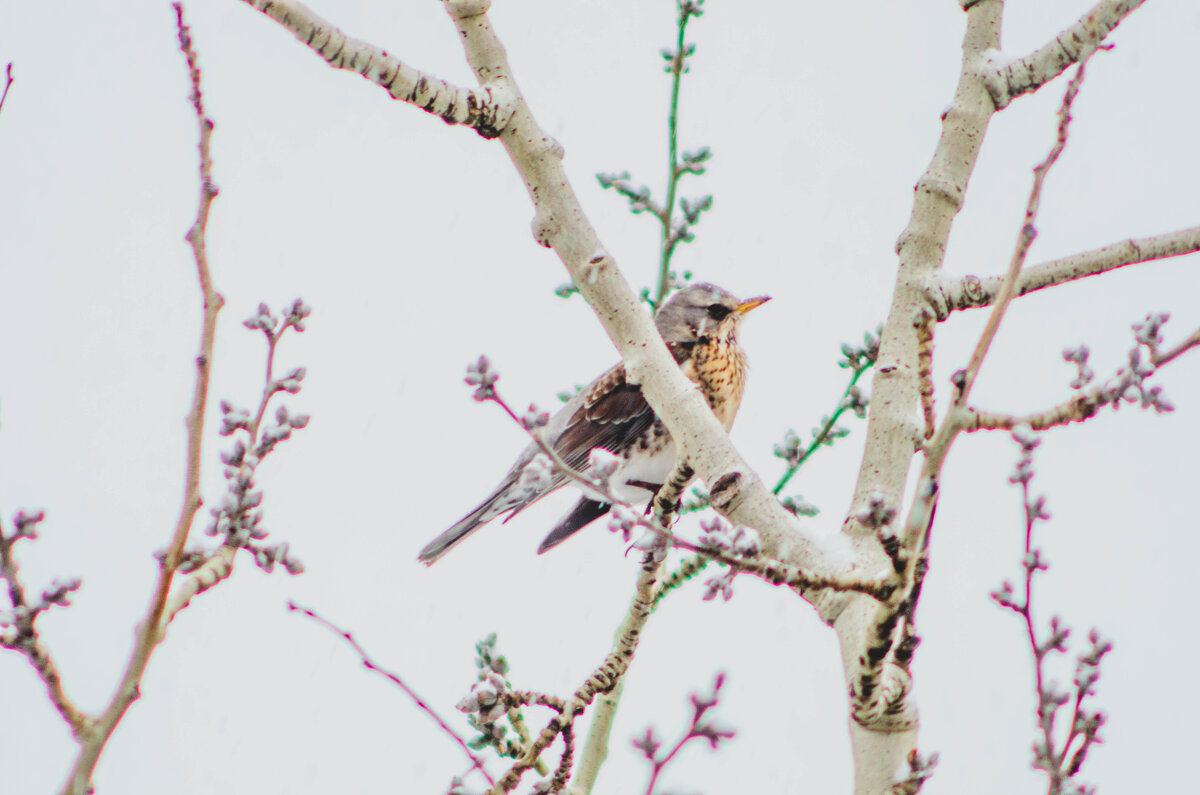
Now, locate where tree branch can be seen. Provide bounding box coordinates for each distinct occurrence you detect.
[492,557,663,794]
[61,7,225,792]
[0,63,13,118]
[929,224,1200,315]
[965,322,1200,433]
[0,517,89,736]
[236,0,511,137]
[834,3,1006,787]
[432,0,842,583]
[982,0,1145,110]
[289,602,495,788]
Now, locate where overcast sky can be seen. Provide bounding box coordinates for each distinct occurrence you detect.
[2,1,1198,793]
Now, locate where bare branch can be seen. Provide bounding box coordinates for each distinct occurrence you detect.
[955,51,1097,408]
[0,63,13,118]
[0,516,89,736]
[991,429,1112,793]
[493,557,662,794]
[983,0,1145,110]
[634,673,734,795]
[666,533,895,602]
[966,319,1196,433]
[236,0,510,137]
[915,310,936,439]
[1151,326,1200,368]
[930,224,1200,314]
[290,602,495,788]
[60,8,226,791]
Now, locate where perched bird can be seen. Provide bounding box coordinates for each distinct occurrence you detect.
[418,283,769,564]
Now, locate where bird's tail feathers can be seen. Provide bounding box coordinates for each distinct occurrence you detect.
[537,498,610,554]
[418,478,526,565]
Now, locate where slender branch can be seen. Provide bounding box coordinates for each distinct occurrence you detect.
[0,63,13,118]
[289,602,495,787]
[991,431,1112,794]
[655,2,695,306]
[955,53,1096,407]
[493,558,663,794]
[636,674,733,795]
[965,321,1196,434]
[982,0,1145,110]
[1152,326,1200,368]
[773,361,872,495]
[235,0,510,137]
[485,389,611,500]
[0,519,89,735]
[915,310,936,439]
[566,456,704,795]
[61,8,225,792]
[930,224,1200,315]
[651,553,709,605]
[666,533,895,601]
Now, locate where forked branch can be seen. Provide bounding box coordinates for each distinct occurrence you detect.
[982,0,1145,109]
[238,0,511,137]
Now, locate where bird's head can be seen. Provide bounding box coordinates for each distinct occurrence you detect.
[654,283,770,345]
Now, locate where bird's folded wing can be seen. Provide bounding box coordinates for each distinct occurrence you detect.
[553,363,657,471]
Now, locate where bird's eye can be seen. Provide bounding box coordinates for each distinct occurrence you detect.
[706,303,732,320]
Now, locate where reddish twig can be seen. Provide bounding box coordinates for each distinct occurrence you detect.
[288,601,495,787]
[0,63,13,117]
[59,7,225,792]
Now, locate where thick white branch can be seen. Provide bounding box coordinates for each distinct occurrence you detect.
[835,3,1005,790]
[929,225,1200,315]
[982,0,1145,109]
[435,0,845,591]
[239,0,511,136]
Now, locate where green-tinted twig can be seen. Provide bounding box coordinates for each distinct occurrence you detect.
[772,329,880,495]
[655,6,689,306]
[773,365,870,495]
[467,633,548,774]
[652,553,711,606]
[655,1,706,306]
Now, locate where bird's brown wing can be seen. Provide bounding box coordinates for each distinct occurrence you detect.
[499,344,694,528]
[553,363,656,470]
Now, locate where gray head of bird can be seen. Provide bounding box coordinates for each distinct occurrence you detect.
[654,283,771,345]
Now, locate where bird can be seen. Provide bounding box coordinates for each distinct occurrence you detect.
[418,283,770,565]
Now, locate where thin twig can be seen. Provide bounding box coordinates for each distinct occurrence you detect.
[60,8,225,792]
[955,52,1099,408]
[965,322,1198,433]
[494,558,663,794]
[289,602,495,787]
[0,519,89,735]
[655,2,697,306]
[773,362,872,494]
[488,391,610,500]
[0,63,13,117]
[1151,326,1200,368]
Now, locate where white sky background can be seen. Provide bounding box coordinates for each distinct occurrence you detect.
[2,1,1199,793]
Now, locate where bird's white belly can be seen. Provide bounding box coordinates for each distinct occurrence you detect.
[612,440,677,504]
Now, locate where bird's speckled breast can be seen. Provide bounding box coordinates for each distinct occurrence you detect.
[684,337,749,430]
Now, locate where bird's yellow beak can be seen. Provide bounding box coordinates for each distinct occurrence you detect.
[734,296,771,316]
